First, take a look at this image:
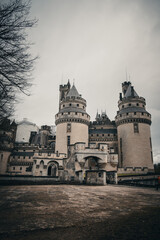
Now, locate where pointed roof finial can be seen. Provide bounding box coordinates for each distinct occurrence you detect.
[67,79,70,86]
[96,109,99,119]
[125,67,128,81]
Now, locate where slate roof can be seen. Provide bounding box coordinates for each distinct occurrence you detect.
[89,129,117,134]
[59,108,86,113]
[118,107,149,114]
[67,84,80,98]
[124,84,139,98]
[11,152,34,156]
[18,118,37,126]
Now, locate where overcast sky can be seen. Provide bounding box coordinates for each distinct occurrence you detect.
[14,0,160,163]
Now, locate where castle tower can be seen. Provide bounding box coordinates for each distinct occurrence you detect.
[55,83,90,155]
[115,82,154,171]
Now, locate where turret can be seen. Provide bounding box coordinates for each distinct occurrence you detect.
[59,80,71,104]
[55,82,90,155]
[115,82,154,172]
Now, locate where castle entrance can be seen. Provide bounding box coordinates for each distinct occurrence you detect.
[84,156,100,170]
[48,163,57,177]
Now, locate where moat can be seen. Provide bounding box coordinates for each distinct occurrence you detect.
[0,185,160,240]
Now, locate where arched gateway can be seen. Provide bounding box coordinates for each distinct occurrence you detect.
[47,162,58,177]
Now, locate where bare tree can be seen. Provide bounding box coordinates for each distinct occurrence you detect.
[0,0,37,122]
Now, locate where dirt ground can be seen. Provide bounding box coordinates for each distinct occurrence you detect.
[0,184,160,240]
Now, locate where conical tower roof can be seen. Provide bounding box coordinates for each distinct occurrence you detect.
[67,84,80,97]
[124,84,138,98]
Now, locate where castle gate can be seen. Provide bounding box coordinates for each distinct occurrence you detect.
[47,162,58,177]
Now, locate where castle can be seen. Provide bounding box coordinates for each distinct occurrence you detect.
[0,81,154,185]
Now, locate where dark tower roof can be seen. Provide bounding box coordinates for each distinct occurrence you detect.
[67,84,80,98]
[124,83,138,98]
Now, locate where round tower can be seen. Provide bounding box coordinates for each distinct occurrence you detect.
[55,83,90,155]
[115,82,154,171]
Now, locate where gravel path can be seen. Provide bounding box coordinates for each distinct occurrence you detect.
[0,185,160,239]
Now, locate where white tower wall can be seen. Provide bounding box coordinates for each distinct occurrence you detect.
[117,123,153,169]
[55,122,88,154]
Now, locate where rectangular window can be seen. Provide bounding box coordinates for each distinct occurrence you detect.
[151,151,153,163]
[133,123,139,133]
[67,136,70,146]
[120,138,123,167]
[67,123,71,132]
[150,138,152,149]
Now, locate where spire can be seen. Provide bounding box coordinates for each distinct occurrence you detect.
[67,79,70,87]
[67,84,80,98]
[96,110,99,120]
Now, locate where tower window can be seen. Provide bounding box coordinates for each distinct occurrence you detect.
[77,104,79,107]
[134,112,136,115]
[151,151,153,163]
[67,136,70,146]
[120,138,123,167]
[133,123,139,133]
[63,104,65,107]
[136,103,139,106]
[122,105,124,108]
[69,103,72,106]
[142,112,144,115]
[68,112,70,115]
[150,138,152,148]
[128,103,131,106]
[75,112,77,115]
[67,123,71,132]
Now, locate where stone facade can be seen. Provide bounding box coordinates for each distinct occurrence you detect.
[0,81,154,184]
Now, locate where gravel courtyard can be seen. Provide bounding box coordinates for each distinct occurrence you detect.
[0,185,160,240]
